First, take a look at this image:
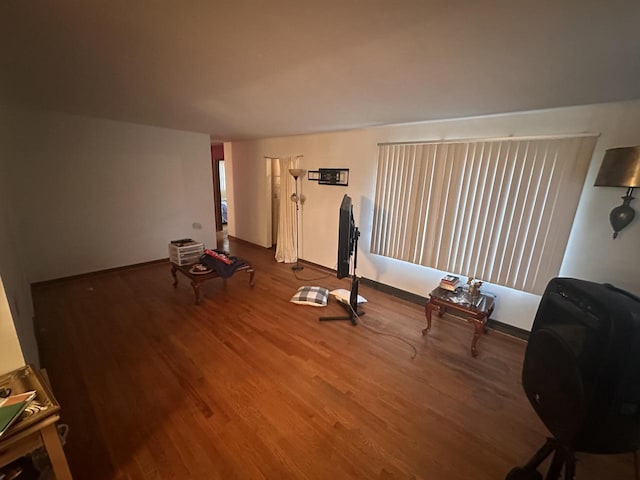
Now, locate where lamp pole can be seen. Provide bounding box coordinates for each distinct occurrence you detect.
[292,175,303,271]
[288,168,306,271]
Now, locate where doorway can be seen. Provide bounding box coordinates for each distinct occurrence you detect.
[271,158,281,247]
[211,144,226,233]
[264,157,281,248]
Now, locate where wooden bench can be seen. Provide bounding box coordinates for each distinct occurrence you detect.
[171,262,255,304]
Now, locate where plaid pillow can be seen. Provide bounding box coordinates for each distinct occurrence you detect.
[290,286,329,307]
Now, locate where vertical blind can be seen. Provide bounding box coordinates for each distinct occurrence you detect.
[370,135,598,295]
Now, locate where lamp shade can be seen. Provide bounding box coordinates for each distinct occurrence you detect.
[594,146,640,187]
[289,168,307,179]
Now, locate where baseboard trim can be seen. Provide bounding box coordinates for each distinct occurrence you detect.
[31,258,170,288]
[297,259,336,274]
[485,319,529,340]
[360,277,428,305]
[360,277,529,340]
[226,235,271,250]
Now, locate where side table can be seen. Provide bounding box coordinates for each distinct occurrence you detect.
[422,287,495,357]
[0,365,72,479]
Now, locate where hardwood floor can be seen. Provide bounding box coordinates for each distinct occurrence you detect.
[32,239,634,480]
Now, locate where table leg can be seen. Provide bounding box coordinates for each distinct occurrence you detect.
[248,268,255,287]
[470,317,486,357]
[171,264,178,288]
[40,423,72,480]
[190,280,201,304]
[422,301,438,335]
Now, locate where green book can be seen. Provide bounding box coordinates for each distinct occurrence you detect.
[0,390,36,437]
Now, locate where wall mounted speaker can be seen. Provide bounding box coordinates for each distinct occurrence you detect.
[522,278,640,454]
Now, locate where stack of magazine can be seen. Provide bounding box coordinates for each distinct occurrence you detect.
[0,390,36,437]
[439,275,461,292]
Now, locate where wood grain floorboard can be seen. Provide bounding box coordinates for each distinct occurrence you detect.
[32,239,635,479]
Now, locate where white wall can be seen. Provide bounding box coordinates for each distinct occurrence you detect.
[2,109,216,283]
[224,141,273,244]
[227,101,640,331]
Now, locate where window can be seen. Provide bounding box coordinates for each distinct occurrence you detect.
[370,135,598,295]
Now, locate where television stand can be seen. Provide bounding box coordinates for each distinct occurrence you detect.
[320,215,364,326]
[320,277,363,326]
[319,300,363,326]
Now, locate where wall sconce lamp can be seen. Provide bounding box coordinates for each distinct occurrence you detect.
[594,146,640,238]
[288,168,307,271]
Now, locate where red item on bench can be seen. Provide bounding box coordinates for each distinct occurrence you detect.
[203,249,232,265]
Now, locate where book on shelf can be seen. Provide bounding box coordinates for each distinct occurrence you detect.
[0,390,36,437]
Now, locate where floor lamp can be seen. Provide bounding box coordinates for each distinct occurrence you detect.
[289,168,306,271]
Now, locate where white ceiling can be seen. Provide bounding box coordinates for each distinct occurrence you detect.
[1,1,639,140]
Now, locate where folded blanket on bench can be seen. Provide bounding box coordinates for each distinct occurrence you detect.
[199,249,248,278]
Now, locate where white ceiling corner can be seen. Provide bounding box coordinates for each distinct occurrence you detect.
[1,0,639,140]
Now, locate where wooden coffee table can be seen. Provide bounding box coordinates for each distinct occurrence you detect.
[171,262,255,304]
[422,287,495,357]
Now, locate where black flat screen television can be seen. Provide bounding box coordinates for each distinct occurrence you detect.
[337,194,355,279]
[320,194,363,325]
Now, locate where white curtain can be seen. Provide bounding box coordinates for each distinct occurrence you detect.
[275,157,296,263]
